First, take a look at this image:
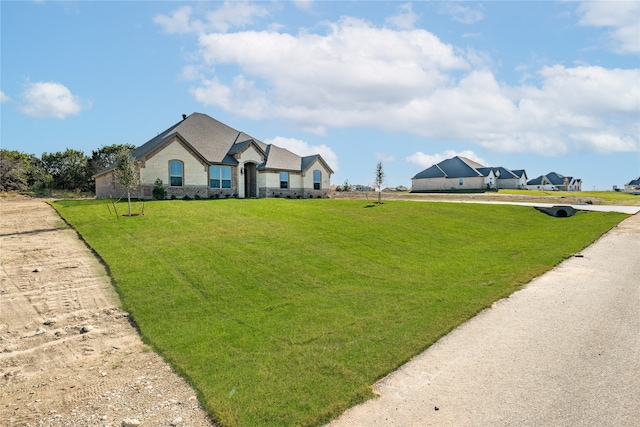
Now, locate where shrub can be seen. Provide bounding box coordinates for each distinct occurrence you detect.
[152,178,167,200]
[194,194,201,200]
[183,194,192,200]
[171,194,177,200]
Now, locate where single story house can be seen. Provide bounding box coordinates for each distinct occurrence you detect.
[526,172,582,191]
[411,156,527,192]
[624,177,640,191]
[94,113,333,199]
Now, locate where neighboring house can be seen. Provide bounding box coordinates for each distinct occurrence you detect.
[411,156,526,192]
[526,172,582,191]
[94,113,333,199]
[624,177,640,191]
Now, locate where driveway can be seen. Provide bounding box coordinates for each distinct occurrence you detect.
[328,213,640,426]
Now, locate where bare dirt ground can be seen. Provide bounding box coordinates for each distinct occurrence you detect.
[0,199,216,427]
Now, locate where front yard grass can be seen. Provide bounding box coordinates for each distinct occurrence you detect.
[53,199,627,427]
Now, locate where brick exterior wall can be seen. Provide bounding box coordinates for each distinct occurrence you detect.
[260,187,330,198]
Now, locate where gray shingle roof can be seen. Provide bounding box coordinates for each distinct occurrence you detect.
[261,144,303,170]
[412,156,486,179]
[413,156,527,182]
[527,172,580,186]
[96,113,335,177]
[626,177,640,186]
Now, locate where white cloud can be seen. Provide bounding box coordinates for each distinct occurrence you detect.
[19,81,90,119]
[375,153,396,163]
[407,150,486,169]
[386,3,419,30]
[439,1,484,25]
[159,6,639,157]
[0,91,10,103]
[293,0,314,12]
[265,136,339,172]
[578,1,640,54]
[154,2,268,34]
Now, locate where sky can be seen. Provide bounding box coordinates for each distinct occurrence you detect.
[1,1,639,191]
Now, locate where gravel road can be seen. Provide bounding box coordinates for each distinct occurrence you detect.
[327,213,640,426]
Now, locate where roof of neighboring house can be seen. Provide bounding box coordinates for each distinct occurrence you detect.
[511,169,527,179]
[95,113,333,177]
[412,156,487,179]
[412,156,525,181]
[625,177,640,185]
[527,172,580,186]
[476,166,519,179]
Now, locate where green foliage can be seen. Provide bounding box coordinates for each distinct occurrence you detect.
[52,199,626,427]
[87,143,137,189]
[41,148,91,191]
[1,149,30,191]
[152,178,167,200]
[114,148,138,191]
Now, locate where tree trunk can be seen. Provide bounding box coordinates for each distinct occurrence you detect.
[127,190,131,216]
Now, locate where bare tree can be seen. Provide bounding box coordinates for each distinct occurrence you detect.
[374,161,385,204]
[114,148,139,216]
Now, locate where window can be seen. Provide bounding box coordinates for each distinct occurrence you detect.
[210,165,231,189]
[458,178,464,186]
[313,170,321,190]
[169,161,183,186]
[280,172,289,189]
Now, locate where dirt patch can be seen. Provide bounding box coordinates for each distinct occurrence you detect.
[0,199,216,426]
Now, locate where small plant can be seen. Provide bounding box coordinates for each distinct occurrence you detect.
[152,178,167,200]
[183,194,192,200]
[194,193,201,200]
[171,194,177,200]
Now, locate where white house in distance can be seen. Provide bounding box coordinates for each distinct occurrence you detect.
[526,172,582,191]
[624,177,640,192]
[94,113,333,199]
[411,156,527,192]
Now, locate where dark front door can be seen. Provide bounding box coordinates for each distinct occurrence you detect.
[244,163,257,198]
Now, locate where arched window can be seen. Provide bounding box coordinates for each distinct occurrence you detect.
[313,170,321,190]
[169,160,183,186]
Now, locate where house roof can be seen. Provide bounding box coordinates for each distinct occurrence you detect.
[96,113,333,177]
[511,169,527,179]
[527,172,580,186]
[625,177,640,186]
[412,156,487,179]
[131,113,265,164]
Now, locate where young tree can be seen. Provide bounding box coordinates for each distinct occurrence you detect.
[88,143,136,190]
[374,161,385,203]
[114,147,139,216]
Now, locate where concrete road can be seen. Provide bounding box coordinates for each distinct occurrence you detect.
[327,213,640,426]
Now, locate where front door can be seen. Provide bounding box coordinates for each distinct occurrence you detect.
[244,163,257,198]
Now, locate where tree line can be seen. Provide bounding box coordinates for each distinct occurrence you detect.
[0,144,135,194]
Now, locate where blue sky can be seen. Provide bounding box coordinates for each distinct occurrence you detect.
[2,1,639,190]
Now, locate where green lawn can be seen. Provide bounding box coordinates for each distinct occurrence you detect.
[52,199,627,426]
[498,189,640,204]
